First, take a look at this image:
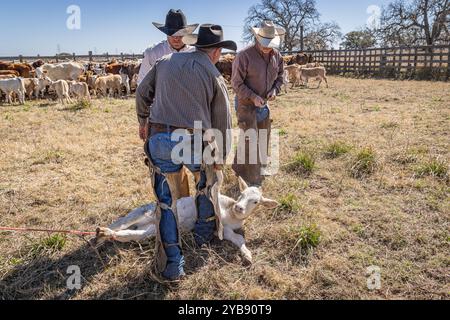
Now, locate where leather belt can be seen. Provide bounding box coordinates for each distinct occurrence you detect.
[149,122,195,136]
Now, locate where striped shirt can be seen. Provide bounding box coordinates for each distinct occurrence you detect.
[137,40,195,86]
[136,50,232,156]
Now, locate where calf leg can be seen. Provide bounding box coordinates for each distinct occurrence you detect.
[223,227,252,263]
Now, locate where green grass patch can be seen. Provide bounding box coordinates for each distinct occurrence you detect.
[324,141,352,159]
[350,147,377,178]
[64,99,92,111]
[277,193,300,214]
[32,149,65,165]
[415,158,448,179]
[286,151,316,175]
[30,234,67,257]
[292,223,322,251]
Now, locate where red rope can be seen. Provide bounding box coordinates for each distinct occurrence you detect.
[0,226,96,236]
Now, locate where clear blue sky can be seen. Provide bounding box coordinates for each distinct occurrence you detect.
[0,0,392,56]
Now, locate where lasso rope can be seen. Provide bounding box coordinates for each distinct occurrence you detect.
[0,226,96,236]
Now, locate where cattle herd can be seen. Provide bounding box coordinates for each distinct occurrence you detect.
[0,52,328,105]
[0,59,141,105]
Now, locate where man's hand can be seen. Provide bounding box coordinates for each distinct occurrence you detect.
[139,125,148,142]
[267,89,277,101]
[252,95,266,108]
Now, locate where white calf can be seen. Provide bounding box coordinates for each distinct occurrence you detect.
[50,80,73,105]
[68,81,91,100]
[95,177,279,264]
[0,78,25,105]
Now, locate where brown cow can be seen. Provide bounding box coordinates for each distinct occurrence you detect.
[32,60,45,69]
[0,70,20,77]
[283,53,313,66]
[105,60,123,74]
[215,54,235,81]
[7,63,33,78]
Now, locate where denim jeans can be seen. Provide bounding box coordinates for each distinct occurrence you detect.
[234,95,270,123]
[148,132,216,279]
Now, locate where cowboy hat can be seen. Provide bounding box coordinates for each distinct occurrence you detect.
[182,24,237,51]
[251,20,286,49]
[152,9,198,37]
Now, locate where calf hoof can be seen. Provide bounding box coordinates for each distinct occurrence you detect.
[242,250,253,265]
[95,227,115,242]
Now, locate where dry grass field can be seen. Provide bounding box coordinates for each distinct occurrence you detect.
[0,76,448,300]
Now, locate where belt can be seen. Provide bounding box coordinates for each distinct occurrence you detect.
[149,122,194,136]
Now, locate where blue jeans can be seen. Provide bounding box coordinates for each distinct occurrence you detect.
[234,96,270,123]
[148,132,216,279]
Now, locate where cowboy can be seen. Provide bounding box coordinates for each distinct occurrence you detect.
[231,21,285,186]
[136,9,198,88]
[136,25,236,281]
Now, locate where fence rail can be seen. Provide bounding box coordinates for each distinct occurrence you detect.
[2,45,449,80]
[292,45,450,80]
[0,51,143,63]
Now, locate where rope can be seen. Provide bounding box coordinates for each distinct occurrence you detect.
[0,226,96,236]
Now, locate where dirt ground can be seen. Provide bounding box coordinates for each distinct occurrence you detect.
[0,76,448,300]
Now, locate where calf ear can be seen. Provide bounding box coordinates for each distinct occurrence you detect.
[261,197,279,209]
[238,176,249,193]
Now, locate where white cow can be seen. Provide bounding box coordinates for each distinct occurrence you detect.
[50,80,73,105]
[68,81,91,100]
[35,77,52,99]
[36,62,85,81]
[95,177,279,263]
[0,78,25,105]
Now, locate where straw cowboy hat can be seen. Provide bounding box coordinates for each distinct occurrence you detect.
[251,20,286,48]
[182,24,237,51]
[153,9,199,37]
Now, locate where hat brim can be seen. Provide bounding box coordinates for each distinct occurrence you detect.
[251,26,285,48]
[152,22,199,36]
[182,34,237,51]
[255,34,281,49]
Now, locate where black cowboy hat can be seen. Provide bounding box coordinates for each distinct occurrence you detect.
[152,9,198,36]
[182,24,237,51]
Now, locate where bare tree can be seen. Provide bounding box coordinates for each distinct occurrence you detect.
[243,0,341,51]
[341,29,377,49]
[379,0,450,46]
[304,22,342,50]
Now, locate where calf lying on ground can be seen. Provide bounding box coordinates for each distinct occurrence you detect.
[95,177,279,264]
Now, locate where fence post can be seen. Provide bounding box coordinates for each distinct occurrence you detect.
[89,51,93,62]
[55,54,59,63]
[19,55,23,63]
[447,45,450,81]
[300,26,304,52]
[121,52,124,61]
[106,52,109,61]
[73,53,76,61]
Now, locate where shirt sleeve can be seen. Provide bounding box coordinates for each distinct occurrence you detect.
[137,50,152,86]
[211,76,232,162]
[136,64,157,127]
[271,53,285,94]
[231,53,259,102]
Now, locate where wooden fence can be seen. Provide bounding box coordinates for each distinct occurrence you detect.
[2,45,449,80]
[298,45,450,80]
[0,51,143,63]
